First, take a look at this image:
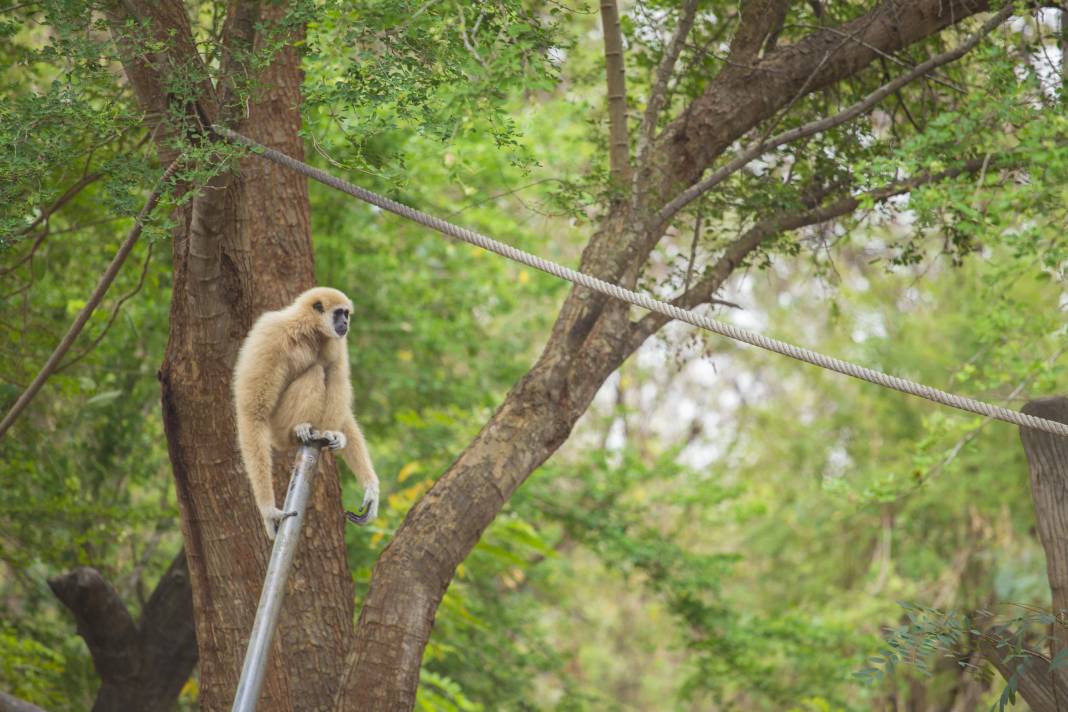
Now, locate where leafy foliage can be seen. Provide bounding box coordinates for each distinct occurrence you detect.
[2,0,1067,710]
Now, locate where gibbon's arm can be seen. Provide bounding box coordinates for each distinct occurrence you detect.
[320,345,380,523]
[339,416,380,523]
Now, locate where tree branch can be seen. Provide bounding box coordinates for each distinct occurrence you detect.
[634,0,698,173]
[216,0,262,119]
[653,5,1014,229]
[48,568,139,680]
[0,692,48,712]
[649,0,993,201]
[630,156,994,347]
[727,0,789,63]
[979,625,1068,712]
[49,550,196,711]
[104,0,217,158]
[0,159,181,441]
[599,0,631,188]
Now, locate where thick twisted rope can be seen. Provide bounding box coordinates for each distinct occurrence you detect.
[216,127,1068,438]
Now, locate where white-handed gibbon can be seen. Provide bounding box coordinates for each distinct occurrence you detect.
[233,287,380,540]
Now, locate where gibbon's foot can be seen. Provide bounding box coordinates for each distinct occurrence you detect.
[294,422,315,444]
[345,482,379,526]
[314,429,347,451]
[260,505,297,541]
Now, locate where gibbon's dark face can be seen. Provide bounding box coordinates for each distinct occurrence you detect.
[302,287,354,339]
[332,306,350,337]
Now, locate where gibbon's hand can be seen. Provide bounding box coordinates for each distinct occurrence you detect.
[294,422,315,444]
[345,481,379,526]
[315,429,346,450]
[261,504,296,541]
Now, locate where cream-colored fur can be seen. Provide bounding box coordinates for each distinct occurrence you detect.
[233,287,379,540]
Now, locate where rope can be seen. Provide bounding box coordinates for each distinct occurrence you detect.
[215,127,1068,439]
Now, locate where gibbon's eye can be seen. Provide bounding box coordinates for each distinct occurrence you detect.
[313,301,324,313]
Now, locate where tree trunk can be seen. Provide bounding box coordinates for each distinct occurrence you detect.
[1020,397,1068,685]
[107,3,353,709]
[159,40,355,712]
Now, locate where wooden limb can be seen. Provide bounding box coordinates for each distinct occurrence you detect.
[650,0,993,200]
[654,5,1014,228]
[727,0,789,63]
[979,625,1068,712]
[216,0,263,117]
[49,550,196,712]
[0,692,48,712]
[635,0,698,173]
[1020,397,1068,685]
[631,156,993,347]
[48,569,139,682]
[0,159,181,441]
[600,0,630,188]
[103,0,217,158]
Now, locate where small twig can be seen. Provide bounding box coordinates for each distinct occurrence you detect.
[635,0,698,173]
[789,22,968,94]
[446,178,567,217]
[2,171,104,267]
[683,210,701,293]
[56,241,156,372]
[0,159,182,440]
[654,6,1015,228]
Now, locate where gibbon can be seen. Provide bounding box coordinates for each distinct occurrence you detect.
[233,287,380,540]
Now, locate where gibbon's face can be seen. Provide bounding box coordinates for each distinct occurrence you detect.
[301,288,354,339]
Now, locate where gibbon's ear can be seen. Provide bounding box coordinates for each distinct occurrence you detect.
[313,301,324,313]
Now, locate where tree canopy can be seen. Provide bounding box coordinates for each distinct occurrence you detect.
[1,1,1067,710]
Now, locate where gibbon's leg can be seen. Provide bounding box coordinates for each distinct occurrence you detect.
[272,365,327,446]
[236,413,291,541]
[338,416,380,524]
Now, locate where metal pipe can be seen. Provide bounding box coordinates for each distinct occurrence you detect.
[232,440,324,712]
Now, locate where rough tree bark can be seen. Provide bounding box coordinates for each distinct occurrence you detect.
[979,626,1068,712]
[89,1,1015,709]
[1018,397,1068,698]
[339,1,999,708]
[105,2,354,709]
[48,552,196,712]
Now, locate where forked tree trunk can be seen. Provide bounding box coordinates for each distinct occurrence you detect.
[102,1,1005,709]
[157,47,356,712]
[107,3,355,708]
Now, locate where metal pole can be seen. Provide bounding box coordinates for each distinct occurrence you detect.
[232,439,324,712]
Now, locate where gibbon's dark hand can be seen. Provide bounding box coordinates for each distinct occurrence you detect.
[294,422,315,444]
[313,429,346,450]
[261,505,297,542]
[346,481,379,526]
